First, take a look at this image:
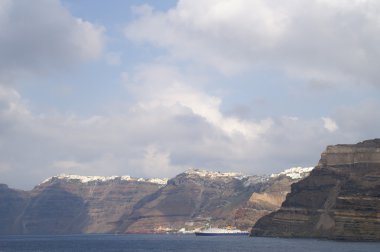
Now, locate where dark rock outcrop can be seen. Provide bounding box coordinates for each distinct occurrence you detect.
[252,139,380,241]
[0,184,29,234]
[28,176,165,234]
[0,176,164,234]
[20,184,87,234]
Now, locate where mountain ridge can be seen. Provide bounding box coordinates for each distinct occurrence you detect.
[0,167,312,234]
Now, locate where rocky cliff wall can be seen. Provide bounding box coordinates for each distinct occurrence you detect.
[117,170,262,233]
[0,168,311,234]
[0,184,29,234]
[252,139,380,241]
[0,176,164,234]
[117,168,312,233]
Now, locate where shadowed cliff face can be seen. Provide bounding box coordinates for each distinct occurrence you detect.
[0,183,87,235]
[0,177,164,234]
[19,184,88,234]
[0,184,29,234]
[252,139,380,241]
[28,178,164,234]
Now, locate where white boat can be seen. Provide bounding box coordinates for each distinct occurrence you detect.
[195,228,249,236]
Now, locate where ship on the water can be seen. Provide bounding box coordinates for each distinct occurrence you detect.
[195,228,249,236]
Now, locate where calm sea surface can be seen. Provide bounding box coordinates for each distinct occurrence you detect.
[0,234,378,252]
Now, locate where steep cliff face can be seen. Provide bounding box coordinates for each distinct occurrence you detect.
[252,139,380,241]
[117,168,312,233]
[0,167,311,234]
[234,167,313,230]
[31,176,166,234]
[0,184,29,234]
[117,169,265,233]
[4,175,165,234]
[20,184,87,234]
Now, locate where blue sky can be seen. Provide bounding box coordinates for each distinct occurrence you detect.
[1,0,380,189]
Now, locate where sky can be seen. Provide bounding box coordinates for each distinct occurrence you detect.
[1,0,380,189]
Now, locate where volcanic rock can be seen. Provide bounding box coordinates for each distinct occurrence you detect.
[251,139,380,241]
[0,184,29,234]
[0,167,311,234]
[116,168,312,233]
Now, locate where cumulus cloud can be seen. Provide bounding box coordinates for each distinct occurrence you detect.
[1,0,380,190]
[0,85,30,118]
[322,117,338,132]
[124,64,273,139]
[0,0,105,80]
[0,0,106,187]
[0,66,361,189]
[126,0,380,84]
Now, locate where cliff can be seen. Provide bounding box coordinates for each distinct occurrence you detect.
[0,184,29,234]
[116,169,265,233]
[116,168,313,233]
[0,168,311,234]
[233,167,313,230]
[251,139,380,241]
[7,175,166,234]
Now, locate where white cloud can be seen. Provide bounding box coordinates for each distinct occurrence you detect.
[138,144,185,178]
[126,0,380,84]
[1,0,380,189]
[322,117,338,132]
[0,0,108,188]
[0,67,358,189]
[0,0,105,79]
[125,64,273,139]
[0,85,30,118]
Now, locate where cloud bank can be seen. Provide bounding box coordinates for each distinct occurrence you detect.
[0,0,104,80]
[126,0,380,85]
[2,64,377,189]
[1,0,380,189]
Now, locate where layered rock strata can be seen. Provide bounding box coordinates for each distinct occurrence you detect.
[117,170,264,233]
[117,168,312,233]
[2,175,165,234]
[0,167,311,234]
[233,167,313,230]
[252,139,380,241]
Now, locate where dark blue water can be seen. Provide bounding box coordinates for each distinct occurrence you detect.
[0,234,377,252]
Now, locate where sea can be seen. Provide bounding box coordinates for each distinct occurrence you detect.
[0,234,378,252]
